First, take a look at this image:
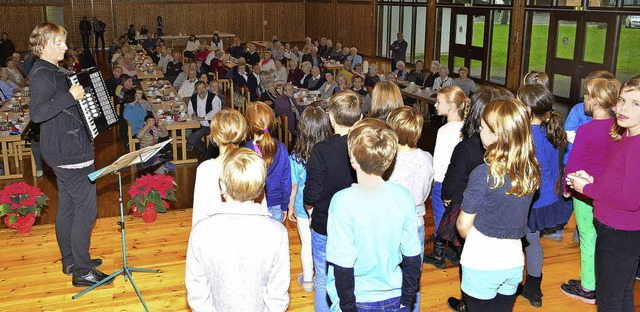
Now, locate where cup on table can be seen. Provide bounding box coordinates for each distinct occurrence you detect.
[157,109,164,114]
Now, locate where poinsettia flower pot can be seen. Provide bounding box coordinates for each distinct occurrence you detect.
[3,212,37,234]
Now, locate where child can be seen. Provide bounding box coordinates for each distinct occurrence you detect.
[424,85,469,269]
[326,118,422,311]
[560,78,620,304]
[287,107,333,292]
[387,106,434,311]
[516,84,568,307]
[244,101,292,221]
[303,90,361,311]
[185,148,290,311]
[192,109,249,226]
[566,76,640,312]
[137,115,175,174]
[456,99,541,312]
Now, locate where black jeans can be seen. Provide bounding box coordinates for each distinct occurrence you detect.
[464,293,515,312]
[81,33,90,50]
[187,126,211,155]
[95,32,105,50]
[52,164,98,277]
[595,219,640,312]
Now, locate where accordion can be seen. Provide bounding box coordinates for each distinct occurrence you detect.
[67,67,118,140]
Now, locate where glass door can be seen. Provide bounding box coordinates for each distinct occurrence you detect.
[448,8,490,79]
[547,12,616,103]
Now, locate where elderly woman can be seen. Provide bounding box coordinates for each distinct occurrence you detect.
[287,59,304,87]
[299,61,312,89]
[319,71,338,100]
[365,64,380,87]
[5,57,26,86]
[274,59,288,83]
[347,47,362,67]
[0,67,20,101]
[453,66,477,96]
[260,50,276,75]
[432,65,452,91]
[270,41,284,62]
[260,80,280,107]
[114,55,136,78]
[424,60,441,88]
[334,73,349,93]
[393,60,409,81]
[289,44,303,63]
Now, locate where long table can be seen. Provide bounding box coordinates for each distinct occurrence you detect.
[136,33,235,49]
[140,81,200,164]
[0,96,32,179]
[135,54,164,80]
[397,81,436,118]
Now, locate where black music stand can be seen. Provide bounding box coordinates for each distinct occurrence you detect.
[72,139,173,312]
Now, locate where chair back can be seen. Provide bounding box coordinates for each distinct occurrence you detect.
[126,120,140,153]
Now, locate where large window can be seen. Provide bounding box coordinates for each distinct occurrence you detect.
[377,2,428,64]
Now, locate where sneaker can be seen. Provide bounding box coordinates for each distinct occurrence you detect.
[36,170,43,177]
[541,232,563,242]
[297,273,314,292]
[567,279,581,286]
[560,282,596,305]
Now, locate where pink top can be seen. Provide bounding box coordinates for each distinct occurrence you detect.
[583,132,640,230]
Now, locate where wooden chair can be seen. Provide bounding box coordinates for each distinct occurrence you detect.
[239,86,250,114]
[279,114,292,151]
[218,78,233,108]
[126,120,140,153]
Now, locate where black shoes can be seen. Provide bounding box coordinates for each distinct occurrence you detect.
[519,274,543,307]
[72,268,114,287]
[447,297,467,312]
[62,258,104,275]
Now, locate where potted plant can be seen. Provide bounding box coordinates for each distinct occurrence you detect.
[0,182,48,234]
[127,174,177,223]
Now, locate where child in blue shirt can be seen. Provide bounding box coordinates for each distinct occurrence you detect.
[326,118,422,312]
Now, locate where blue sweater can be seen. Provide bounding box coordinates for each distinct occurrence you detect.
[246,139,292,210]
[563,102,592,164]
[531,124,560,208]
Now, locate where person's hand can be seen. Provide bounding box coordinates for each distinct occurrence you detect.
[443,199,451,207]
[69,84,85,100]
[566,170,594,194]
[287,209,296,222]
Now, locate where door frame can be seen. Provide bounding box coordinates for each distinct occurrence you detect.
[448,8,492,80]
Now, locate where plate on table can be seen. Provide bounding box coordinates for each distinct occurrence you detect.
[308,90,321,95]
[152,99,162,103]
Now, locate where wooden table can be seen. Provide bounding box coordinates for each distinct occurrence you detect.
[249,40,270,53]
[140,81,200,164]
[135,55,164,80]
[323,62,344,77]
[398,82,436,117]
[0,97,32,179]
[136,32,236,49]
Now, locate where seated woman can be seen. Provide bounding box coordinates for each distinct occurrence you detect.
[122,88,153,136]
[5,57,26,87]
[261,81,280,108]
[333,73,349,93]
[347,47,362,67]
[211,33,224,51]
[115,74,134,102]
[184,35,200,59]
[453,66,478,96]
[319,71,338,101]
[287,59,303,87]
[433,65,453,91]
[299,61,312,89]
[140,25,149,36]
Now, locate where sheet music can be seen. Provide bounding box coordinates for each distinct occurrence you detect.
[88,139,173,181]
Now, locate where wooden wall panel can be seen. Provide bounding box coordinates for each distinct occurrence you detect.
[305,1,334,46]
[0,6,46,52]
[334,2,376,56]
[113,2,304,45]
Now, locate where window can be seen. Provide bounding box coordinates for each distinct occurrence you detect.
[377,2,428,64]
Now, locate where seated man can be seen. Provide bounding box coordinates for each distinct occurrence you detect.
[274,83,305,134]
[156,47,173,74]
[141,33,157,56]
[339,59,354,87]
[302,47,323,68]
[244,43,261,67]
[185,147,290,311]
[351,76,371,115]
[323,39,335,59]
[227,36,244,59]
[173,62,190,90]
[0,68,20,101]
[178,69,198,98]
[165,51,183,82]
[406,60,428,86]
[106,66,123,98]
[306,66,325,91]
[330,42,344,61]
[187,81,221,155]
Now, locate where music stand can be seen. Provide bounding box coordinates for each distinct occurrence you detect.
[73,139,173,312]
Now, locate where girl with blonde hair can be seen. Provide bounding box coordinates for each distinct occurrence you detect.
[244,102,292,221]
[192,109,250,226]
[457,99,541,311]
[367,81,403,120]
[424,85,470,269]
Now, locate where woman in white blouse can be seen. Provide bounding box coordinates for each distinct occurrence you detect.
[432,65,452,91]
[184,35,200,59]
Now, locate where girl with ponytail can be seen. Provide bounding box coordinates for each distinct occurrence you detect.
[424,85,469,269]
[245,102,292,221]
[516,84,568,308]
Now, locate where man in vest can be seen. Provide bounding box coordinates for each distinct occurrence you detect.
[187,81,221,156]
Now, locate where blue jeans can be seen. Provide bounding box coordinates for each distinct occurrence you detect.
[312,230,330,312]
[412,225,425,312]
[355,296,409,312]
[431,182,444,234]
[268,205,283,222]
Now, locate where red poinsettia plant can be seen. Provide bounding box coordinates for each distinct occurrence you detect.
[0,182,48,234]
[127,174,177,223]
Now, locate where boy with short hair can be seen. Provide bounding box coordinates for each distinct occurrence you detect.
[326,118,423,311]
[185,148,290,311]
[304,90,362,311]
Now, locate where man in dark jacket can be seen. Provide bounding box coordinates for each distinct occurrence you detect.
[29,22,112,287]
[79,16,92,50]
[389,32,407,71]
[92,17,106,51]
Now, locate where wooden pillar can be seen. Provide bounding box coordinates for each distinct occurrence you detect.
[507,0,526,90]
[426,0,436,65]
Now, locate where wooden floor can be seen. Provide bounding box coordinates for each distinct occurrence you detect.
[1,50,639,311]
[2,208,639,311]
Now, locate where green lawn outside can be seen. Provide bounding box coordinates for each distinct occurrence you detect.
[436,23,640,83]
